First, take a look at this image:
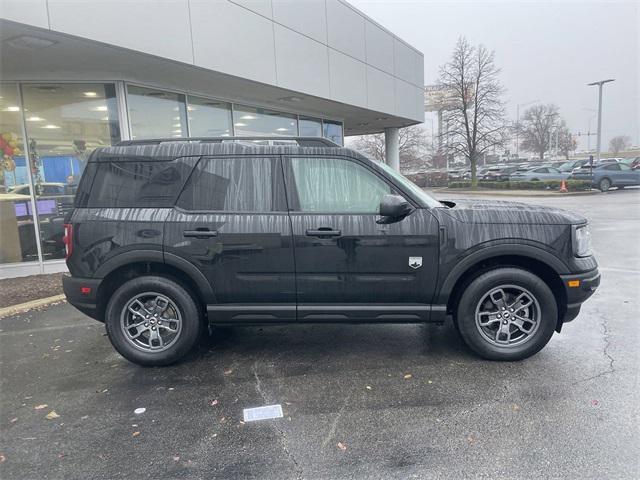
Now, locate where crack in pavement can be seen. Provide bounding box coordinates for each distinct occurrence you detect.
[322,391,352,449]
[573,309,616,385]
[252,360,304,480]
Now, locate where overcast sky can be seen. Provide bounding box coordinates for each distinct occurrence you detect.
[350,0,639,154]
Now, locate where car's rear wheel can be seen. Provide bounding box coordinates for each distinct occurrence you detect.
[105,276,202,366]
[599,178,611,192]
[454,268,557,361]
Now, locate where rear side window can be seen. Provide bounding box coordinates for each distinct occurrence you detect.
[603,164,620,171]
[86,157,198,208]
[176,156,286,212]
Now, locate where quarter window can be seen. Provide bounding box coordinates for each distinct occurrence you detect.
[289,157,391,213]
[177,157,285,212]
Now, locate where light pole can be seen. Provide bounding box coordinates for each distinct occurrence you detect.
[587,79,615,161]
[515,99,539,158]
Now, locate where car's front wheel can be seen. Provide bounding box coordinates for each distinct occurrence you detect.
[599,178,611,192]
[454,268,557,361]
[105,276,203,366]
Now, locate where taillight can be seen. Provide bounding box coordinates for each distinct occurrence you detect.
[63,223,73,259]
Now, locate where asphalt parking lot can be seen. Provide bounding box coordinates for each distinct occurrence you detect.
[1,189,638,480]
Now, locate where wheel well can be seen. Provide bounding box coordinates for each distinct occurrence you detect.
[446,255,567,328]
[95,262,205,321]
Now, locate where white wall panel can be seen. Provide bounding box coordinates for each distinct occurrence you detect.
[190,0,277,85]
[394,38,419,86]
[230,0,273,18]
[47,0,193,64]
[366,66,395,114]
[364,21,394,75]
[329,49,366,107]
[274,25,329,98]
[272,0,327,43]
[395,78,423,121]
[415,53,424,88]
[0,0,49,28]
[326,0,365,62]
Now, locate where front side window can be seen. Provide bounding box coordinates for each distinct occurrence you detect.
[177,157,285,212]
[289,157,391,213]
[619,163,631,171]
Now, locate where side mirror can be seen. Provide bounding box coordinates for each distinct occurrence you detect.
[378,194,413,223]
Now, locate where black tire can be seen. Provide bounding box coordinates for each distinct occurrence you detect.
[599,178,611,192]
[454,267,557,361]
[105,276,203,366]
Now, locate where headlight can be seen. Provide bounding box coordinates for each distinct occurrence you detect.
[573,224,593,257]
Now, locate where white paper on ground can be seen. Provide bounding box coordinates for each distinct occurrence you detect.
[243,404,284,422]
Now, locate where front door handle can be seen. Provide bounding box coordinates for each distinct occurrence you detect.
[183,229,218,239]
[305,228,342,238]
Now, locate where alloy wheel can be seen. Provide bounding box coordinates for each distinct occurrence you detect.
[120,292,183,352]
[474,285,541,347]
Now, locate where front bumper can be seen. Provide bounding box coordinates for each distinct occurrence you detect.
[559,268,600,323]
[62,274,103,321]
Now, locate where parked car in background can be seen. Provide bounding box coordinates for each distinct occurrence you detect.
[570,162,640,191]
[483,165,520,182]
[509,166,571,182]
[557,159,589,172]
[619,157,640,170]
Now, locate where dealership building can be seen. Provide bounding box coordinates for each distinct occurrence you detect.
[0,0,425,278]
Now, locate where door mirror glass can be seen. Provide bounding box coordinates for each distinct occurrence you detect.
[379,194,413,219]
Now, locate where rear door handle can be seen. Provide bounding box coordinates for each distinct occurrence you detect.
[183,229,218,239]
[305,228,342,237]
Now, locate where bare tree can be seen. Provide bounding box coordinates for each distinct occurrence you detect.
[556,121,577,160]
[438,37,507,188]
[518,104,559,160]
[609,135,631,154]
[349,125,431,173]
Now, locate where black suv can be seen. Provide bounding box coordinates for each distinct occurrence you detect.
[62,137,600,366]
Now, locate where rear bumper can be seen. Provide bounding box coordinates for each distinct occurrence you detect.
[62,274,103,321]
[559,268,600,323]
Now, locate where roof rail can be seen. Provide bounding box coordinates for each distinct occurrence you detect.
[115,136,340,148]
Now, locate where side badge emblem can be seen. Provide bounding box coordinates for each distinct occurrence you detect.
[409,257,422,269]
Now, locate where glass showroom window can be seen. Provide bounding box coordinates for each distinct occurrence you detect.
[187,95,232,137]
[127,85,188,139]
[323,120,344,145]
[0,83,38,264]
[21,83,120,261]
[299,117,322,137]
[233,105,297,137]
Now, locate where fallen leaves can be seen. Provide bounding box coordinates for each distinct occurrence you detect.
[365,385,372,390]
[132,431,140,437]
[34,404,48,410]
[45,411,60,420]
[210,399,218,406]
[134,408,146,415]
[337,442,347,451]
[223,368,233,375]
[0,454,5,463]
[403,374,412,379]
[511,404,521,412]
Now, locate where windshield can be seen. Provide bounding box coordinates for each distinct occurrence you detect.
[376,161,443,208]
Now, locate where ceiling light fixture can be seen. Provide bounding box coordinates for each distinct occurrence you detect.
[3,106,20,112]
[278,96,303,103]
[42,124,61,129]
[240,115,256,120]
[83,91,98,97]
[234,122,247,127]
[91,106,108,112]
[26,116,44,122]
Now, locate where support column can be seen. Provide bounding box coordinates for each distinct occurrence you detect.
[384,127,400,171]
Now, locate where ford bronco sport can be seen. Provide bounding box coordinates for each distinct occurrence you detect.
[62,137,600,366]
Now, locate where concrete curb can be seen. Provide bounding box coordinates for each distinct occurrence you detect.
[434,188,599,197]
[0,294,66,319]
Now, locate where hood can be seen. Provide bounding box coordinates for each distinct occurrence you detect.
[440,198,586,225]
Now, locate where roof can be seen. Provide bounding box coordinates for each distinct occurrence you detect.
[93,137,370,163]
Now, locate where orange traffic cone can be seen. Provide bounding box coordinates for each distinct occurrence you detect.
[560,180,568,193]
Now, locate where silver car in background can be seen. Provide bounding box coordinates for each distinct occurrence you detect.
[509,166,571,182]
